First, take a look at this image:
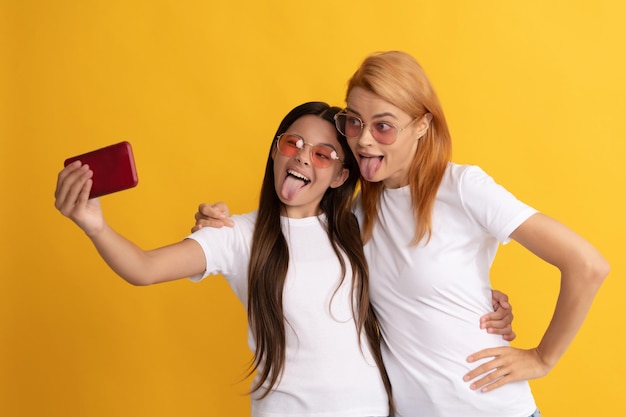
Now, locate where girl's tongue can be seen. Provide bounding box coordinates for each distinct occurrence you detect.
[360,156,382,180]
[281,175,308,200]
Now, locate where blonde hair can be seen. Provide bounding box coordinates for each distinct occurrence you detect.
[347,51,453,244]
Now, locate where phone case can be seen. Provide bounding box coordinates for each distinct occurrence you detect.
[64,141,139,198]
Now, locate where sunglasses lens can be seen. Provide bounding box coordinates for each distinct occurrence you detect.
[277,134,301,156]
[311,146,336,168]
[336,114,362,138]
[371,123,397,144]
[336,112,400,144]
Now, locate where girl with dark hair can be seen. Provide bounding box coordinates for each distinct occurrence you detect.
[54,102,393,416]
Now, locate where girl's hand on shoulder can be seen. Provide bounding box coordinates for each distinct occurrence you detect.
[191,202,233,232]
[481,289,516,341]
[54,161,104,236]
[463,346,550,392]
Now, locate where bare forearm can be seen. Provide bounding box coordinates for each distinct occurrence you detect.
[537,265,607,367]
[55,163,205,285]
[464,216,609,392]
[512,213,610,369]
[87,223,161,285]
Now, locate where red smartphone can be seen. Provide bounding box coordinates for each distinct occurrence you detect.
[64,141,139,198]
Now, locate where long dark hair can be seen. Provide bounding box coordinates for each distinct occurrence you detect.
[246,101,392,409]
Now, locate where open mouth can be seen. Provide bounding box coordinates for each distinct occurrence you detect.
[358,154,383,180]
[287,169,311,185]
[280,169,311,200]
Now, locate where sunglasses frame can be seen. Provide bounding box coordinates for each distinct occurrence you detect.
[334,110,418,145]
[275,133,343,168]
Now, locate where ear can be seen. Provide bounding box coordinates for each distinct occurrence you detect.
[329,167,350,189]
[415,112,433,138]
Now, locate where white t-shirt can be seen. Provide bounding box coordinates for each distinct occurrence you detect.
[187,212,388,417]
[357,163,538,417]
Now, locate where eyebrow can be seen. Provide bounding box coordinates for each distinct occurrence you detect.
[345,107,400,120]
[315,142,338,150]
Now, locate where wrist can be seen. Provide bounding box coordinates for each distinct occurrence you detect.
[84,221,107,240]
[534,346,557,371]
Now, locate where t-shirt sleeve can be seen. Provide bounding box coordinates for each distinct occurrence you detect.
[184,213,253,282]
[458,165,538,244]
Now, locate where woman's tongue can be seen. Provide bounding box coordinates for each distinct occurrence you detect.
[281,175,308,200]
[360,156,382,180]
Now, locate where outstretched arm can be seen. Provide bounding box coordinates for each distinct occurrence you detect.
[464,213,609,392]
[56,161,206,285]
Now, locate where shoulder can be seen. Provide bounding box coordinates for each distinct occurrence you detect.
[444,163,491,186]
[443,163,537,241]
[190,210,257,244]
[438,163,492,200]
[231,210,258,231]
[439,162,530,215]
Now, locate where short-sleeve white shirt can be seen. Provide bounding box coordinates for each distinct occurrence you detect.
[358,163,538,417]
[187,212,388,417]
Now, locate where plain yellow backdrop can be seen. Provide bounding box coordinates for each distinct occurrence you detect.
[2,1,624,416]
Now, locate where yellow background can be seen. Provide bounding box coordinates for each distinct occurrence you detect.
[2,1,624,416]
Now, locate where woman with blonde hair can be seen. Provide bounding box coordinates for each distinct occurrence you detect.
[332,51,609,416]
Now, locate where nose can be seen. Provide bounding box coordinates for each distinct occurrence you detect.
[355,125,376,147]
[295,143,312,165]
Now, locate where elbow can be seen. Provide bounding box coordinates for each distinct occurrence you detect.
[592,257,610,285]
[127,280,151,287]
[122,274,159,287]
[577,254,610,290]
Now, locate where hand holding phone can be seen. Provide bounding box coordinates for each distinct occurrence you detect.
[64,141,139,198]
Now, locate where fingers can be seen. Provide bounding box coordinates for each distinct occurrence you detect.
[485,322,513,337]
[501,330,516,342]
[211,202,231,217]
[494,326,517,342]
[491,289,511,310]
[464,347,512,392]
[55,160,79,203]
[55,161,93,216]
[198,202,231,219]
[466,346,501,364]
[483,321,516,341]
[469,367,511,392]
[481,295,516,341]
[464,347,550,393]
[481,314,512,332]
[191,218,227,233]
[190,202,234,232]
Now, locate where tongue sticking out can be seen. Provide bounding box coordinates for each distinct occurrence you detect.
[360,156,383,180]
[281,175,308,200]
